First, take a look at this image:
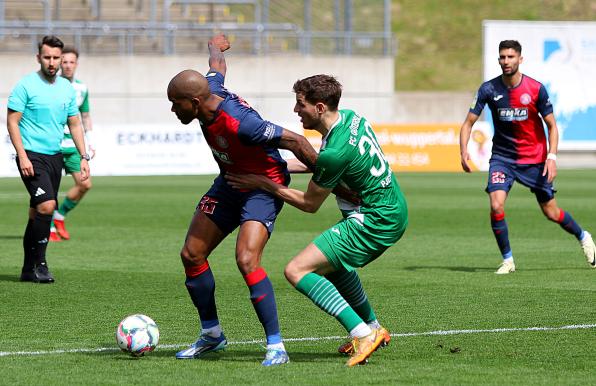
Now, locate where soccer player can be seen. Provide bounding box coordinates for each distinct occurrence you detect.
[50,46,95,242]
[167,34,320,366]
[226,74,408,367]
[7,35,90,283]
[459,40,595,274]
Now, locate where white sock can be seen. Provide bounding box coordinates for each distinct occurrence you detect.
[503,257,514,263]
[367,320,381,329]
[350,322,372,339]
[201,325,222,338]
[53,210,64,221]
[266,342,285,351]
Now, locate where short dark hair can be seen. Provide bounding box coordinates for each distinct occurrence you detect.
[499,40,522,54]
[293,74,342,111]
[62,46,79,58]
[38,35,64,54]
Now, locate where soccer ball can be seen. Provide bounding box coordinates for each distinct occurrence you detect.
[115,314,160,357]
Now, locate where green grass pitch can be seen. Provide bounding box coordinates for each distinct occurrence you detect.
[0,172,594,385]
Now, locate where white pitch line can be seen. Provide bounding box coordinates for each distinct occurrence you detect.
[0,323,594,358]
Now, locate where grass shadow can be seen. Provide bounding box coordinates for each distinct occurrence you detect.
[88,346,338,364]
[0,235,22,240]
[403,266,493,272]
[403,265,585,272]
[0,274,22,282]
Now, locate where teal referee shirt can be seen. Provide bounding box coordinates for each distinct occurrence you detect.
[7,72,78,155]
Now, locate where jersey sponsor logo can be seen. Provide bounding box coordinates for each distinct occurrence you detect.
[263,123,276,141]
[493,94,503,101]
[215,135,229,149]
[491,171,506,184]
[498,107,528,121]
[199,196,218,214]
[210,148,233,164]
[520,93,532,105]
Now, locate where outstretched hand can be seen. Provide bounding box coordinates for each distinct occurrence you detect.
[209,34,230,52]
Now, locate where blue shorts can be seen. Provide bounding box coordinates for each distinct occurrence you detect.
[197,175,285,235]
[486,159,556,203]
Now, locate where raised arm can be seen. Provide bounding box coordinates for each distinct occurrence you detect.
[208,34,230,76]
[459,111,480,173]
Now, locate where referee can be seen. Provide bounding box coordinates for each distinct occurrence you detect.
[6,35,90,283]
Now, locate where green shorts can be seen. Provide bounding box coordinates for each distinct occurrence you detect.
[62,148,81,174]
[313,214,407,272]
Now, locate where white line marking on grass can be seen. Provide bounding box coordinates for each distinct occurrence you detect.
[1,323,594,357]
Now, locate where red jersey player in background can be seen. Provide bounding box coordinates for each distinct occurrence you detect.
[459,39,595,274]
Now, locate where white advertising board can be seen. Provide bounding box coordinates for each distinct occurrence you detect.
[1,122,304,177]
[483,20,596,150]
[1,124,219,177]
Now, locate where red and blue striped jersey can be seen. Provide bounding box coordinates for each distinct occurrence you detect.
[470,74,554,164]
[202,70,288,184]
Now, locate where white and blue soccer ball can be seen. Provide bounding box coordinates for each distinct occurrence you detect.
[116,314,159,357]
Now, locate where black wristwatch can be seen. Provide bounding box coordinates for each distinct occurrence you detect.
[81,154,91,161]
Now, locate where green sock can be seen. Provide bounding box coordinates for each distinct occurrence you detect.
[58,197,79,216]
[326,269,377,323]
[295,272,363,332]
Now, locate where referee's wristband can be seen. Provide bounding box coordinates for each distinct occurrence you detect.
[547,153,557,161]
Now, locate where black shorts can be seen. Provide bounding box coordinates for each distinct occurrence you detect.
[16,151,63,208]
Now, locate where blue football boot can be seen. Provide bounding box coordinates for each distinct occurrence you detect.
[261,348,290,366]
[176,333,227,359]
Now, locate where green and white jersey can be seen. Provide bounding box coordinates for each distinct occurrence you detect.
[312,109,408,232]
[61,78,90,151]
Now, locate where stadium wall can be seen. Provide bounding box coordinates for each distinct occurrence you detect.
[1,55,592,176]
[0,55,395,127]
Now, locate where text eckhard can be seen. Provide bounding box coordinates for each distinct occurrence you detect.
[116,131,204,145]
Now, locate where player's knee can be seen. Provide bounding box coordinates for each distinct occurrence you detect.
[79,179,92,192]
[283,261,301,286]
[36,200,55,215]
[235,252,259,275]
[542,208,560,222]
[180,246,206,266]
[490,204,504,215]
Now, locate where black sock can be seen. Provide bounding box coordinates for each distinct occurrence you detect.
[31,212,52,266]
[22,219,34,271]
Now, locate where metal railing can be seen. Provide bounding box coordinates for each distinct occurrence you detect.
[0,0,394,56]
